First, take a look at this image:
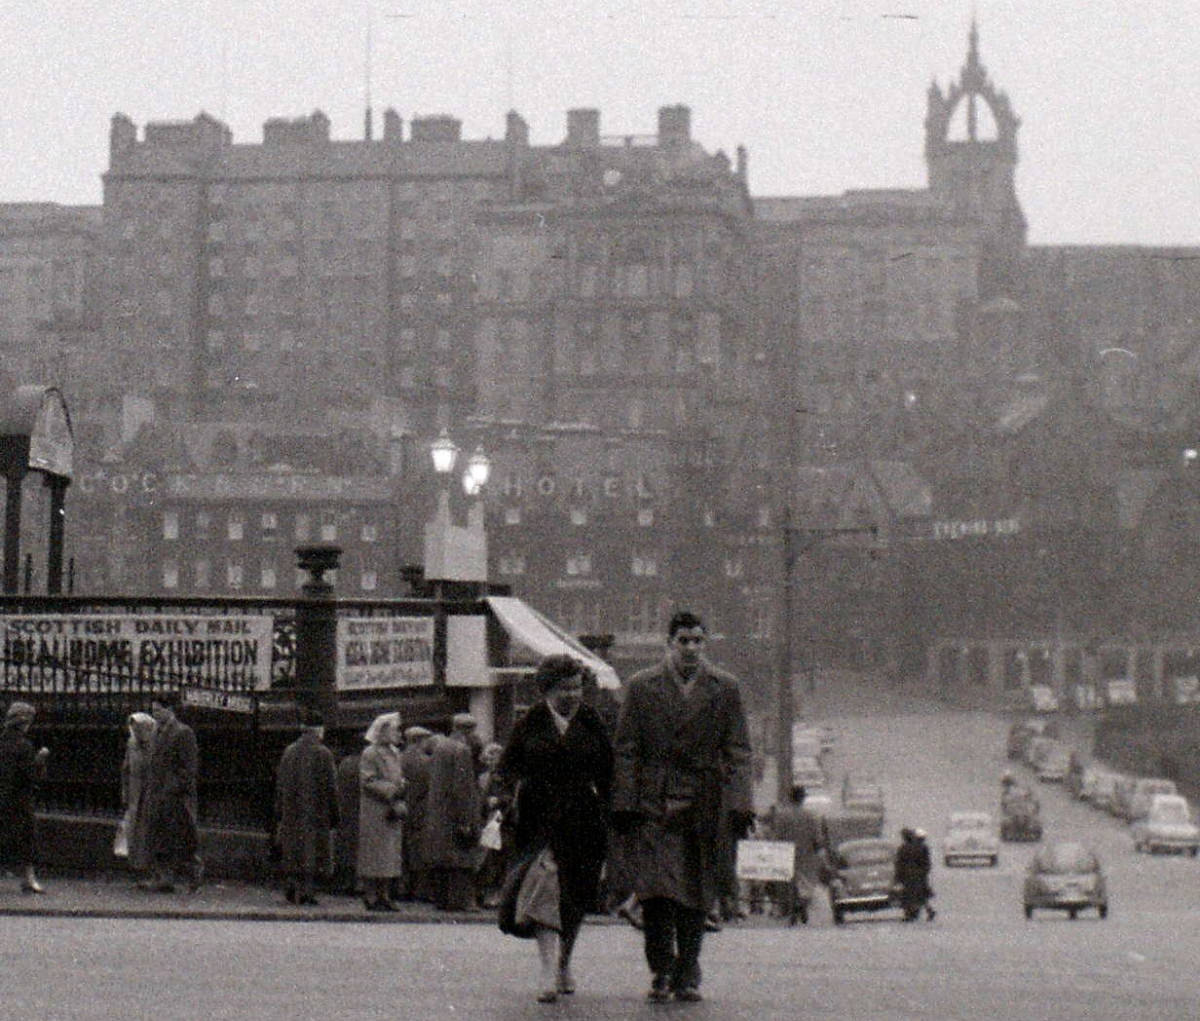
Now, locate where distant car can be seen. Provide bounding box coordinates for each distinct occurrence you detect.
[825,837,900,925]
[943,810,999,867]
[1006,718,1057,761]
[792,755,828,793]
[1121,778,1179,822]
[1035,742,1072,783]
[1131,794,1200,855]
[1024,735,1056,770]
[1001,786,1043,842]
[802,790,836,818]
[842,774,885,826]
[1088,769,1126,814]
[1029,684,1060,713]
[1023,841,1108,920]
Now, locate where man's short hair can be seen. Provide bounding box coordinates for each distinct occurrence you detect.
[534,653,585,695]
[151,690,181,711]
[668,610,706,638]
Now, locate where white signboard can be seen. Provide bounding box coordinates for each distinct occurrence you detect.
[181,686,255,714]
[0,615,274,691]
[735,839,795,882]
[337,616,435,690]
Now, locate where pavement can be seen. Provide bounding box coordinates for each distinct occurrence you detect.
[0,873,509,924]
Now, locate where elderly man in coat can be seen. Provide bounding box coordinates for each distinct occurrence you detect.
[611,610,753,1004]
[421,729,482,911]
[275,709,339,906]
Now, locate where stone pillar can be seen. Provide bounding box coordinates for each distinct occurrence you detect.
[294,544,342,723]
[45,474,68,595]
[3,465,26,595]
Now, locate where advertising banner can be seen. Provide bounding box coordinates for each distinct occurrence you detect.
[337,616,435,690]
[0,614,274,692]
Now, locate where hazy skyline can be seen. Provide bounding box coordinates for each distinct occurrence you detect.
[3,0,1196,246]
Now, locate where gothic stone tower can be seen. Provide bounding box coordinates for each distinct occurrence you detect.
[925,22,1026,298]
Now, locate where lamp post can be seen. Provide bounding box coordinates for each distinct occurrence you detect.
[424,430,491,587]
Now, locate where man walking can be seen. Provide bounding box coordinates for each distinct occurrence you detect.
[143,693,202,893]
[612,611,753,1003]
[275,709,339,906]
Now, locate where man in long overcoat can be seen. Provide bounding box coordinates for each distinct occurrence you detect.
[143,693,202,892]
[611,610,753,1003]
[421,730,481,911]
[0,701,50,893]
[275,710,339,905]
[399,725,433,900]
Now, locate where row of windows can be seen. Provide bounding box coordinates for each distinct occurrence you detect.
[160,560,378,592]
[163,511,377,543]
[499,505,658,527]
[496,554,746,579]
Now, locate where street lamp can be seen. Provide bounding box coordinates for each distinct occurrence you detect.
[463,446,492,496]
[423,430,490,586]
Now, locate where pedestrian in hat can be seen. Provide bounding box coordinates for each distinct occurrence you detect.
[275,709,339,906]
[452,712,484,777]
[423,725,482,911]
[399,725,434,901]
[0,701,50,894]
[143,692,202,893]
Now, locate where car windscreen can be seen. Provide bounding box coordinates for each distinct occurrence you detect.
[952,816,989,830]
[1152,800,1189,824]
[1036,844,1096,873]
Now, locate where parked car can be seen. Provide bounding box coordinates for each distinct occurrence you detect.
[1087,768,1125,814]
[1006,717,1058,761]
[841,774,885,828]
[792,755,828,794]
[1035,742,1072,783]
[1131,794,1200,855]
[942,810,1000,867]
[1001,786,1043,842]
[1122,778,1179,822]
[824,837,900,925]
[1023,841,1108,920]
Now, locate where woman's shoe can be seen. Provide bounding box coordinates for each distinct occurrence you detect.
[536,990,558,1004]
[20,879,45,895]
[556,970,575,995]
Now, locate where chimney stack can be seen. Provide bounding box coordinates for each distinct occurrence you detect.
[566,108,600,147]
[657,105,691,148]
[383,108,403,142]
[505,111,529,145]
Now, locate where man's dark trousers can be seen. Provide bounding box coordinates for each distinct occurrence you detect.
[642,897,706,990]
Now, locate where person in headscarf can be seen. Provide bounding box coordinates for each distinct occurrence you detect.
[0,701,50,894]
[275,709,339,906]
[358,712,406,911]
[120,711,157,880]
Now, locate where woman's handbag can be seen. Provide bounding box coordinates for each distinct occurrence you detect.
[479,810,503,851]
[514,846,560,932]
[112,818,129,859]
[498,845,560,937]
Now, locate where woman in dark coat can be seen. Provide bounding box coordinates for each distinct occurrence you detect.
[0,701,49,893]
[894,827,935,921]
[496,655,614,1003]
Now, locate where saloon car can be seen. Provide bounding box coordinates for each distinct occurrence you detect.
[825,837,900,925]
[1023,840,1108,920]
[943,810,999,867]
[1131,794,1200,855]
[1001,786,1043,842]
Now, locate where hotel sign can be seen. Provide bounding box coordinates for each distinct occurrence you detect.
[931,517,1021,540]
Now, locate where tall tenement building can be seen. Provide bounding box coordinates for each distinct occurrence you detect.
[5,24,1200,704]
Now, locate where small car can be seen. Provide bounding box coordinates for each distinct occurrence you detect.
[1024,734,1056,770]
[1088,769,1125,814]
[1001,786,1043,842]
[1131,794,1200,855]
[824,837,900,925]
[1063,752,1088,798]
[943,810,999,867]
[1023,841,1108,920]
[1121,778,1179,822]
[842,774,886,828]
[792,755,828,793]
[1035,742,1072,783]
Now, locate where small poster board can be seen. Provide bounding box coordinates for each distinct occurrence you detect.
[736,839,794,882]
[181,686,255,714]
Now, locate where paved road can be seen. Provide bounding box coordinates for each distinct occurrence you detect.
[4,707,1198,1020]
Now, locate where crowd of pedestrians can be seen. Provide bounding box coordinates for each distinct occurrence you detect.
[1,609,767,1007]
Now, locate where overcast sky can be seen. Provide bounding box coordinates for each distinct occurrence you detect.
[3,0,1196,245]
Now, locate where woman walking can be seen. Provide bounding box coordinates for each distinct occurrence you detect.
[497,655,613,1003]
[0,701,50,894]
[358,712,406,911]
[120,711,156,881]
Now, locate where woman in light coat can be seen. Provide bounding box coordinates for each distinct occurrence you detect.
[120,712,156,877]
[358,712,406,911]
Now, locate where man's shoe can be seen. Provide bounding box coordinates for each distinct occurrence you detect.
[704,913,722,932]
[298,894,319,906]
[646,975,672,1003]
[20,880,45,895]
[674,986,704,1003]
[284,886,297,904]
